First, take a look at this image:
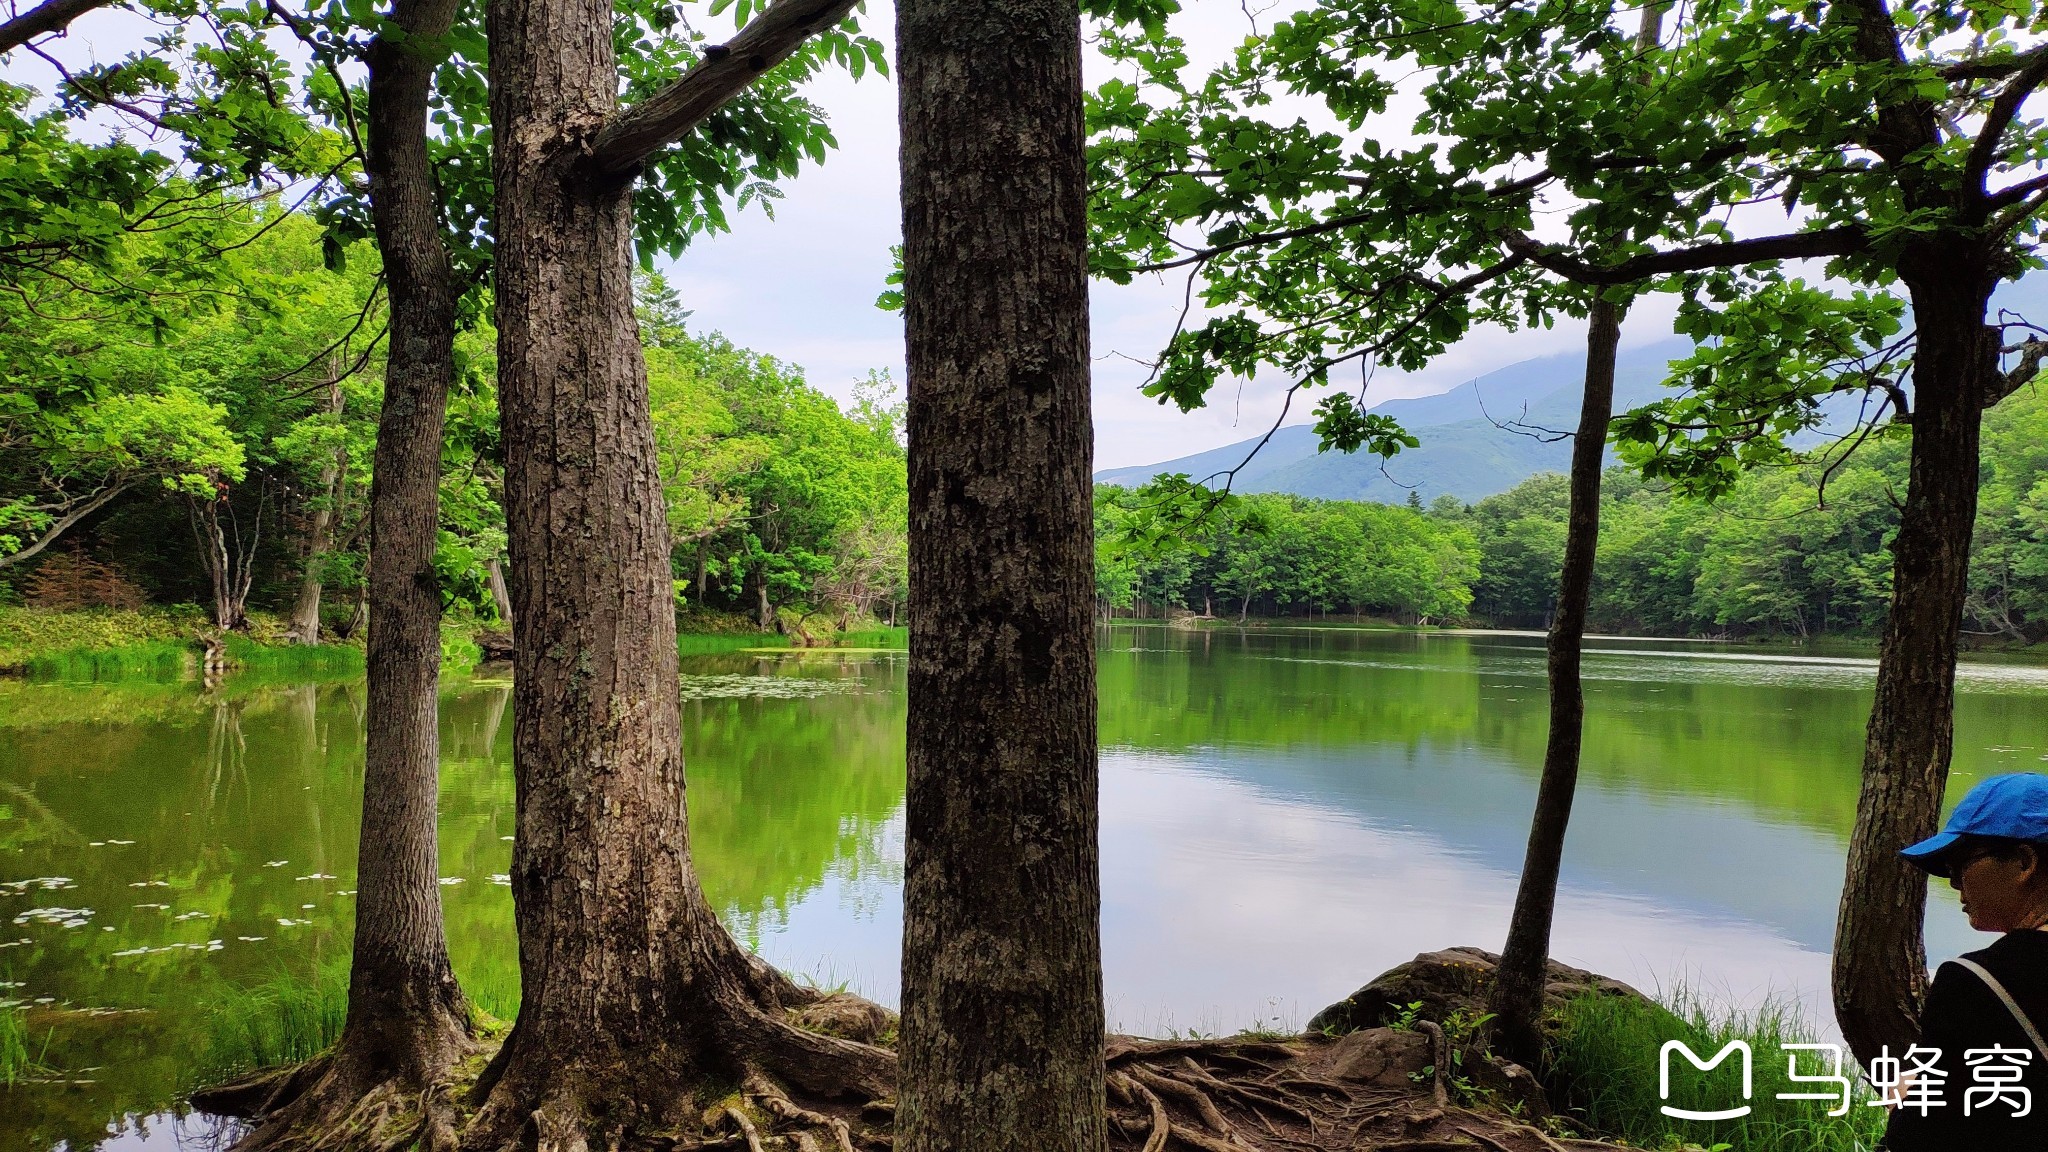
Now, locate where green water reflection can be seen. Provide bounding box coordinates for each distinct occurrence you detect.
[1,628,2044,1150]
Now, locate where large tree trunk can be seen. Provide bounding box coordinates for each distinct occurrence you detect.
[466,3,891,1145]
[288,366,348,645]
[1486,294,1621,1068]
[1832,263,1997,1066]
[199,2,477,1147]
[896,0,1105,1144]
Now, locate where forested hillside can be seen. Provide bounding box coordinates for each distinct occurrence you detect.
[0,219,906,639]
[1096,380,2048,642]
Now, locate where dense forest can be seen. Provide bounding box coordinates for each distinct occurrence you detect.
[0,216,905,640]
[8,187,2041,651]
[1096,378,2048,642]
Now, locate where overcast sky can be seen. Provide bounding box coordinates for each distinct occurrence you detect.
[661,0,1693,472]
[10,0,1699,472]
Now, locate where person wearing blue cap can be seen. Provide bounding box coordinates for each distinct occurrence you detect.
[1884,772,2048,1151]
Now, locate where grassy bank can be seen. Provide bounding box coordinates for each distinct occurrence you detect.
[0,606,364,681]
[1547,985,1885,1152]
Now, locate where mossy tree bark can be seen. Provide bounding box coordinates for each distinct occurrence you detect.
[895,0,1107,1145]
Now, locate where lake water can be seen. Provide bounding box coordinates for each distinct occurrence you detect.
[3,625,2045,1151]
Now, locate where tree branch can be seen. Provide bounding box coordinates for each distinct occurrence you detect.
[0,0,114,55]
[1498,226,1867,283]
[1987,336,2048,408]
[592,0,858,176]
[1940,43,2048,83]
[0,480,129,569]
[1966,49,2048,196]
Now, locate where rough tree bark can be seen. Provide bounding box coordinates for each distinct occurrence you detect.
[895,0,1106,1144]
[1485,293,1621,1069]
[466,0,890,1145]
[1827,0,2008,1066]
[288,363,348,645]
[1833,258,1999,1064]
[195,2,477,1147]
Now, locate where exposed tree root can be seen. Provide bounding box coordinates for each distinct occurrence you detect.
[451,987,898,1152]
[1098,1033,1630,1152]
[196,1002,1631,1151]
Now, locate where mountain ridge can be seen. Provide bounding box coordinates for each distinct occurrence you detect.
[1096,338,1693,503]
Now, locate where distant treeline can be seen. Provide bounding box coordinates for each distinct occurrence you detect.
[1096,382,2048,642]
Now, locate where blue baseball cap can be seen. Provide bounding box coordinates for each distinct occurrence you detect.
[1901,773,2048,877]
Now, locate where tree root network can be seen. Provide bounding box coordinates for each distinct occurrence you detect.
[201,1003,1631,1152]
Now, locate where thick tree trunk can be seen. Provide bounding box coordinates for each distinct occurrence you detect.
[1487,295,1621,1068]
[896,0,1105,1145]
[1833,264,1997,1066]
[469,4,890,1145]
[288,369,348,645]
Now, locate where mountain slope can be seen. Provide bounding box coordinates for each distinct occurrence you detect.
[1098,338,1692,503]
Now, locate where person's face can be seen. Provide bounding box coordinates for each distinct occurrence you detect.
[1951,845,2043,932]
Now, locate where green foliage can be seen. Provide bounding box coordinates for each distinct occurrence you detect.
[1096,483,1478,623]
[646,303,907,630]
[1084,0,2048,552]
[1460,384,2048,639]
[1548,986,1885,1152]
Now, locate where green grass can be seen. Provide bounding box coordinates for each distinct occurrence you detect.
[0,1006,54,1086]
[834,626,908,649]
[457,960,521,1025]
[220,635,364,677]
[0,605,207,671]
[20,640,193,681]
[200,962,350,1078]
[678,632,793,656]
[1546,984,1886,1152]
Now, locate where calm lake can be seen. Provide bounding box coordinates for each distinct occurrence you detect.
[3,625,2045,1151]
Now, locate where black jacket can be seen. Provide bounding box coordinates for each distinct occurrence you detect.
[1884,930,2048,1151]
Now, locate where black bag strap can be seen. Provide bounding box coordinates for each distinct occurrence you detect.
[1952,957,2048,1064]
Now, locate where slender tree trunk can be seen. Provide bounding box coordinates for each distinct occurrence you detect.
[342,0,474,1095]
[191,488,261,631]
[485,555,513,629]
[757,568,774,631]
[1487,294,1621,1068]
[467,3,890,1144]
[289,366,348,645]
[206,3,476,1146]
[1833,264,1997,1065]
[897,0,1105,1144]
